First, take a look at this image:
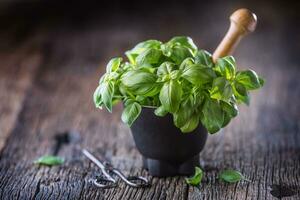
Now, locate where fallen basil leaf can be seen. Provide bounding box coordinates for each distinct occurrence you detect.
[218,169,247,183]
[34,155,64,166]
[185,167,203,186]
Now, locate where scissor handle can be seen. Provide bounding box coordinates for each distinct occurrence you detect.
[112,169,150,188]
[126,176,151,188]
[92,175,117,189]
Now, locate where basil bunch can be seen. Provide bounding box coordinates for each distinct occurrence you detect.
[93,36,264,133]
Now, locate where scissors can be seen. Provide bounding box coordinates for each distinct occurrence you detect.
[82,149,150,189]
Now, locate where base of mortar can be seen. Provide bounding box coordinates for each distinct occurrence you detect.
[142,155,200,177]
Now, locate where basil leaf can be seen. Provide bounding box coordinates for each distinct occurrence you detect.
[157,62,175,77]
[121,70,159,96]
[121,102,142,126]
[236,69,263,90]
[179,57,194,70]
[200,98,224,134]
[136,48,163,66]
[126,40,162,64]
[106,57,122,72]
[101,81,114,112]
[218,169,246,183]
[194,50,214,68]
[168,36,198,54]
[154,106,168,117]
[259,77,265,86]
[182,64,216,85]
[185,167,203,186]
[180,113,199,133]
[220,101,238,127]
[34,155,64,166]
[169,46,193,65]
[233,82,250,105]
[210,77,233,102]
[93,85,102,108]
[215,56,236,80]
[159,80,182,113]
[174,97,193,128]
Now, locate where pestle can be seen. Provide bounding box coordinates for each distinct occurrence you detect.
[212,8,257,62]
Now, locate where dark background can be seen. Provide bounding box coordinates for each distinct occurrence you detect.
[0,0,299,62]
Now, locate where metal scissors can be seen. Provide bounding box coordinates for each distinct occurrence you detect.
[82,149,150,189]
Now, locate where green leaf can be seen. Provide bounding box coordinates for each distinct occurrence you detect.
[220,101,238,127]
[215,56,236,80]
[200,98,224,134]
[154,106,168,117]
[182,64,216,85]
[93,85,102,108]
[173,96,194,128]
[236,69,263,90]
[106,57,122,72]
[179,57,194,70]
[159,80,182,113]
[233,82,250,105]
[168,36,198,54]
[121,70,159,96]
[169,46,193,65]
[259,77,265,86]
[157,62,175,77]
[34,155,64,166]
[210,77,233,102]
[180,113,199,133]
[101,81,114,112]
[218,169,246,183]
[126,40,162,64]
[121,102,142,126]
[185,167,203,186]
[194,50,214,68]
[136,48,163,66]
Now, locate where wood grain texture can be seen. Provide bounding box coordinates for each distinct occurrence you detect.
[0,1,299,199]
[0,39,42,151]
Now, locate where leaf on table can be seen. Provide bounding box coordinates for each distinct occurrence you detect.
[34,155,64,166]
[218,169,248,183]
[185,167,204,186]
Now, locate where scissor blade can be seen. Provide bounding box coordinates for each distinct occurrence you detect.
[82,149,106,170]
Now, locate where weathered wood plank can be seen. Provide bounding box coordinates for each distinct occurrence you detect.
[0,43,42,151]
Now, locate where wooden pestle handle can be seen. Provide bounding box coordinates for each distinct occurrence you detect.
[212,8,257,62]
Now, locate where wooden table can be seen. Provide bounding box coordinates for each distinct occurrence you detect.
[0,2,299,199]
